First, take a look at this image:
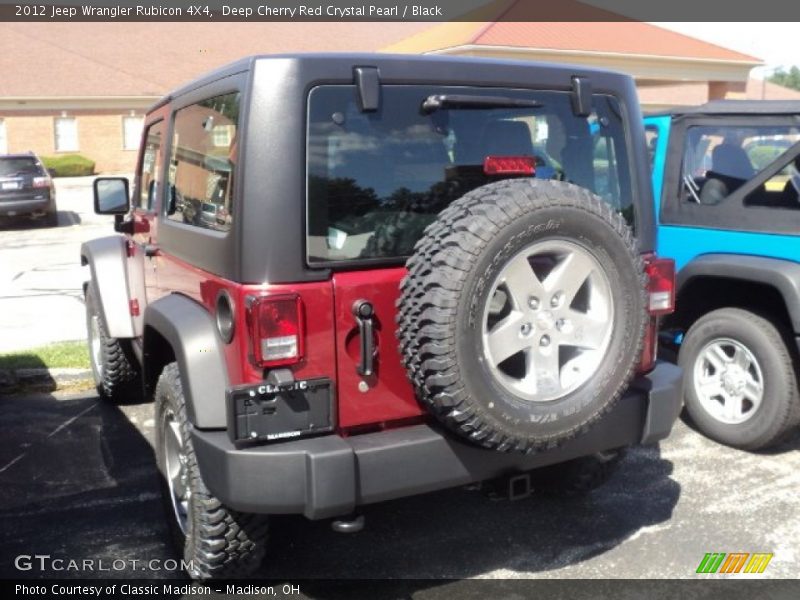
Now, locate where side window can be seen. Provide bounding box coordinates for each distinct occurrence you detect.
[166,92,239,232]
[743,152,800,210]
[681,125,800,206]
[136,120,164,211]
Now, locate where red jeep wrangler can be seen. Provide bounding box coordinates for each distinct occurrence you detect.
[83,54,682,578]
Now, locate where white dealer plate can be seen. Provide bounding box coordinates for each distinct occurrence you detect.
[2,181,21,190]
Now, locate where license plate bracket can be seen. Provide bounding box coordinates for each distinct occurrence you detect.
[226,378,334,445]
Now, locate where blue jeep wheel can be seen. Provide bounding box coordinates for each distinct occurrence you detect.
[679,307,800,450]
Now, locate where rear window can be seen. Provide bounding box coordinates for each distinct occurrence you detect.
[0,157,42,177]
[306,85,633,264]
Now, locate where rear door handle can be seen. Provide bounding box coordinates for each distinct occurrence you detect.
[352,300,375,377]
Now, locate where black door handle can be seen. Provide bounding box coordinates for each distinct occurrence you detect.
[144,244,158,257]
[352,300,375,377]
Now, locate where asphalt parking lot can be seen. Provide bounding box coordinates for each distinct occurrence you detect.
[0,389,798,583]
[1,178,799,587]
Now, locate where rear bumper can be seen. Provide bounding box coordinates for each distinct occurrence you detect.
[192,360,682,519]
[0,194,52,216]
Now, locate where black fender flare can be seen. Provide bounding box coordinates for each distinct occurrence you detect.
[678,254,800,333]
[144,294,229,429]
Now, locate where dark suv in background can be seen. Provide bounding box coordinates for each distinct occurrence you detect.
[0,152,57,227]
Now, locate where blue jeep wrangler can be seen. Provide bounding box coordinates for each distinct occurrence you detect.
[646,100,800,450]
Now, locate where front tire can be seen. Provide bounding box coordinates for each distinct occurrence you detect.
[85,283,140,403]
[679,308,800,450]
[155,363,269,579]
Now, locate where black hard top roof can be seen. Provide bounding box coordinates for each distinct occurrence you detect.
[151,52,630,112]
[648,99,800,118]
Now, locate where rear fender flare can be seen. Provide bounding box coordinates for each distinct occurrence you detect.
[143,294,229,429]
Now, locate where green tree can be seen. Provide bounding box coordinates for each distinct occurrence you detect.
[768,66,800,91]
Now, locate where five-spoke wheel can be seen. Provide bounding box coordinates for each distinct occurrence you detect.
[483,239,613,402]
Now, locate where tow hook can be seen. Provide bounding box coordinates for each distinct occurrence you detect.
[331,514,365,533]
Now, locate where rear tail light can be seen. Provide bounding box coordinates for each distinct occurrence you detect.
[638,254,676,373]
[483,155,536,176]
[32,176,50,188]
[247,295,304,367]
[645,255,676,315]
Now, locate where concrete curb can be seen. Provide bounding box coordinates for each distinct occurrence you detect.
[0,367,92,390]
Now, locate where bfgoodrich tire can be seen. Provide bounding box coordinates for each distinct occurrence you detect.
[155,363,269,579]
[85,283,140,403]
[398,179,647,453]
[679,307,800,450]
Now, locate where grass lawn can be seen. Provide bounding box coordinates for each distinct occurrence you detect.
[0,340,90,371]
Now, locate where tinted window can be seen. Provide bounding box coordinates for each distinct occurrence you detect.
[306,85,632,264]
[136,120,164,211]
[166,92,239,232]
[0,157,42,177]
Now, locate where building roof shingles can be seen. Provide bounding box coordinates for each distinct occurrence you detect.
[384,1,758,63]
[0,22,430,97]
[472,21,758,62]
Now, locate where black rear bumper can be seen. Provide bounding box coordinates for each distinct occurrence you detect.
[192,361,682,519]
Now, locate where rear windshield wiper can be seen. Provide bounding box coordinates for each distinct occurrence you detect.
[421,94,542,114]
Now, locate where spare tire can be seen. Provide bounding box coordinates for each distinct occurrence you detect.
[397,179,647,453]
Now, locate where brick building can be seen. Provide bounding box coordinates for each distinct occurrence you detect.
[0,21,430,172]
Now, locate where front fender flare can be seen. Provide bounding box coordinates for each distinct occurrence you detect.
[678,254,800,333]
[144,294,229,429]
[80,236,134,339]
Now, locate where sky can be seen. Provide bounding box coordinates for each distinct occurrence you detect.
[449,2,800,75]
[656,23,800,76]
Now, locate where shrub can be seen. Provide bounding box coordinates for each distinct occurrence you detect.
[41,154,96,177]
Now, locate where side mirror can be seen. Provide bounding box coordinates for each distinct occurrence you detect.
[93,177,130,215]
